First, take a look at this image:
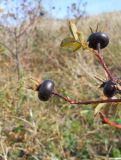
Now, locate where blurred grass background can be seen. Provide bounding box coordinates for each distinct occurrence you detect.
[0,10,121,159]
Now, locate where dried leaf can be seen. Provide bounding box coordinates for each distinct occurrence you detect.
[69,21,78,40]
[77,31,84,42]
[94,103,107,115]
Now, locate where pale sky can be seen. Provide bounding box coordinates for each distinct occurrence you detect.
[41,0,121,18]
[0,0,121,20]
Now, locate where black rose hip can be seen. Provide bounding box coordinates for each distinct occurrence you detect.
[87,32,109,50]
[103,80,116,98]
[38,80,54,101]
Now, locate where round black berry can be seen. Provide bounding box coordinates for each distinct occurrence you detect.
[103,80,116,98]
[38,80,54,101]
[87,32,109,50]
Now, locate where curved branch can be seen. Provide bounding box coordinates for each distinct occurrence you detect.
[99,112,121,129]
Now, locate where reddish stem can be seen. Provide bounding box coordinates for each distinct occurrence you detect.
[99,112,121,129]
[52,92,121,105]
[94,48,114,81]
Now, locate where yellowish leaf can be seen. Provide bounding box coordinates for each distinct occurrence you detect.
[77,31,84,42]
[94,103,107,115]
[60,37,81,52]
[69,21,78,40]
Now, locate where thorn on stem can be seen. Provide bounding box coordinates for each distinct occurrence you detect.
[89,26,93,33]
[95,23,99,32]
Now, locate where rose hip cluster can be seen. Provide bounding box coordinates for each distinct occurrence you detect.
[36,29,121,129]
[37,31,120,100]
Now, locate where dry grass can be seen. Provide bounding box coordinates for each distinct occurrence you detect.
[0,11,121,159]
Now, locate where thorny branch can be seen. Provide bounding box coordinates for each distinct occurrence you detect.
[94,50,114,81]
[52,44,121,129]
[52,92,121,105]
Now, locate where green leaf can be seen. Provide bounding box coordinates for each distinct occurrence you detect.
[115,118,121,124]
[60,37,81,52]
[111,148,121,158]
[69,21,78,40]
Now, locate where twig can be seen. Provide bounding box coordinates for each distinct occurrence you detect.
[99,112,121,129]
[94,44,114,81]
[52,92,121,105]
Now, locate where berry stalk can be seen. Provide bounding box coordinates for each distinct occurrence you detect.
[94,44,114,81]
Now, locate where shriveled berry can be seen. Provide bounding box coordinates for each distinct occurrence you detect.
[87,32,109,50]
[38,80,54,101]
[103,80,116,98]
